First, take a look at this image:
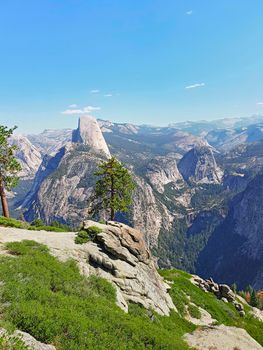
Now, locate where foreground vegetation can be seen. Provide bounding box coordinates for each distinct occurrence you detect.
[0,216,70,232]
[0,241,194,350]
[160,269,263,346]
[0,238,261,349]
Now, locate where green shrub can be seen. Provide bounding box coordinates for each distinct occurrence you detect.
[0,216,28,229]
[75,230,90,244]
[30,219,44,227]
[87,226,103,239]
[50,221,70,232]
[0,216,69,233]
[75,226,103,244]
[28,225,67,233]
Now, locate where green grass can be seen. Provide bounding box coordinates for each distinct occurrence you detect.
[0,241,194,350]
[0,216,69,233]
[188,304,201,319]
[160,268,263,346]
[0,334,28,350]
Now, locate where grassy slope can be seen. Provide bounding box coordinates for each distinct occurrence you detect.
[0,241,194,350]
[0,237,261,349]
[160,269,263,346]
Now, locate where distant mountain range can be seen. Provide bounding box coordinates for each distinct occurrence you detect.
[9,114,263,289]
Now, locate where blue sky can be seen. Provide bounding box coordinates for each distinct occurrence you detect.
[0,0,263,133]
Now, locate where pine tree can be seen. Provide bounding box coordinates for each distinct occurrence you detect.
[250,289,259,308]
[0,125,22,217]
[92,157,135,221]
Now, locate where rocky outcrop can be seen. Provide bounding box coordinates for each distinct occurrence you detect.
[0,223,175,316]
[83,220,175,315]
[10,134,42,179]
[192,276,245,316]
[178,146,223,184]
[72,116,111,157]
[184,324,263,350]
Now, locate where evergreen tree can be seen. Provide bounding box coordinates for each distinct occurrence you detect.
[93,157,135,221]
[0,125,22,217]
[250,289,259,308]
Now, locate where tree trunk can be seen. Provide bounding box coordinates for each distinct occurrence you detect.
[0,179,9,218]
[110,207,115,221]
[110,171,115,221]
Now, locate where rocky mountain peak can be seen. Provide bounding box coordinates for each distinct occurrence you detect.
[178,146,223,184]
[72,116,111,157]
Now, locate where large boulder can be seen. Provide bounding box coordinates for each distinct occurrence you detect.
[83,221,175,315]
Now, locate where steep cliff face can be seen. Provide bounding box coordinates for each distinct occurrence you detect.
[23,143,107,225]
[72,116,111,157]
[197,174,263,289]
[178,146,223,184]
[145,156,183,193]
[10,134,42,179]
[131,175,174,247]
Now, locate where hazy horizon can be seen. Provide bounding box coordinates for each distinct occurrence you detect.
[9,113,263,136]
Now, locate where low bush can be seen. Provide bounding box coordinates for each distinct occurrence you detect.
[28,225,67,233]
[75,226,103,244]
[30,219,44,227]
[0,216,70,233]
[75,230,90,244]
[0,216,28,229]
[87,225,103,239]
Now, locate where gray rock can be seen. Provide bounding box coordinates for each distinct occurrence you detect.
[221,297,228,303]
[234,302,244,312]
[83,221,175,315]
[219,284,235,302]
[178,146,223,184]
[72,116,111,158]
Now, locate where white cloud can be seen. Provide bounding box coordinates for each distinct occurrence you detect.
[68,104,78,108]
[257,102,263,105]
[90,89,100,93]
[61,105,101,115]
[104,93,113,97]
[186,10,193,15]
[185,83,205,89]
